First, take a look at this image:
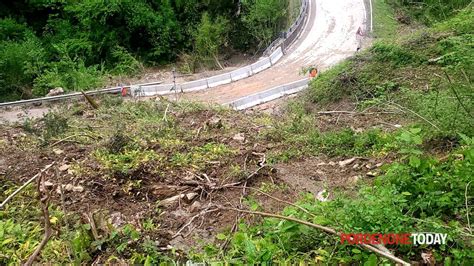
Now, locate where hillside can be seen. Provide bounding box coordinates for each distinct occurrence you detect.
[1,0,473,265]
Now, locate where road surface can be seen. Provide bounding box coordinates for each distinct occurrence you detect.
[179,0,367,104]
[0,0,367,122]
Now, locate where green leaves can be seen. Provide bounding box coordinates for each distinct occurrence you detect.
[193,13,229,69]
[241,0,288,46]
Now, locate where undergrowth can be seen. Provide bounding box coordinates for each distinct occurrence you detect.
[1,2,473,265]
[308,5,474,136]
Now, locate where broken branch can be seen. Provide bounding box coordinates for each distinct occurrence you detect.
[81,91,99,109]
[223,207,410,266]
[25,173,53,265]
[49,133,97,147]
[172,208,220,238]
[0,162,55,209]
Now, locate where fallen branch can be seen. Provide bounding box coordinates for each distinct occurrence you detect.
[466,181,472,234]
[81,91,99,109]
[223,207,410,266]
[180,166,267,191]
[386,101,440,131]
[85,211,100,241]
[0,162,55,209]
[444,71,474,119]
[49,133,97,147]
[25,173,53,266]
[162,103,170,122]
[317,111,399,115]
[225,185,315,217]
[172,208,220,239]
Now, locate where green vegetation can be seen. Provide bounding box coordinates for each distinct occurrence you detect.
[0,0,290,101]
[195,2,474,264]
[241,0,289,48]
[1,0,473,265]
[198,131,473,264]
[308,5,473,136]
[387,0,472,25]
[373,0,399,39]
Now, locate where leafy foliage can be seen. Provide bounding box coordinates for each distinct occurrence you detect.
[241,0,288,47]
[0,0,290,101]
[197,137,474,264]
[193,13,229,69]
[307,5,474,135]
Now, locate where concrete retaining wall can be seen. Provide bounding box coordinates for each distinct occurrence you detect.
[226,78,310,110]
[131,0,310,98]
[230,66,253,81]
[270,47,284,64]
[207,73,232,88]
[180,79,208,92]
[140,83,175,96]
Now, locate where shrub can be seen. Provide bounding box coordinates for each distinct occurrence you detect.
[371,42,423,66]
[109,46,143,75]
[387,0,472,25]
[193,13,229,69]
[40,112,69,140]
[33,59,104,96]
[0,34,47,100]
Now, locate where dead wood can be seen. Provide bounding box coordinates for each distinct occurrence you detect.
[223,207,411,266]
[81,91,99,109]
[0,162,55,209]
[25,174,53,266]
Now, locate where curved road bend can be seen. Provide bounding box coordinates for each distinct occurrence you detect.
[180,0,367,104]
[0,0,366,122]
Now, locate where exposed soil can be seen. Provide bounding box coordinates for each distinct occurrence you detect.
[0,98,395,261]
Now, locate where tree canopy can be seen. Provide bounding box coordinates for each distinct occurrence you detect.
[0,0,290,101]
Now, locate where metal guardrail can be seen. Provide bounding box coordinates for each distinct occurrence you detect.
[263,0,309,56]
[0,0,311,108]
[0,87,122,108]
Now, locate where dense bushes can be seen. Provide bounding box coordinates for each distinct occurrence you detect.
[0,0,290,101]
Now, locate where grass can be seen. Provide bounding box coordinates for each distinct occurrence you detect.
[1,2,473,265]
[373,0,399,39]
[0,99,267,264]
[188,3,472,264]
[205,137,474,263]
[307,4,474,136]
[2,89,473,264]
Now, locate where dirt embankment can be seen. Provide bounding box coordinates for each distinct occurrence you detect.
[0,98,392,261]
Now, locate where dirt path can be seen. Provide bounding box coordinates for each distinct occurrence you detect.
[179,0,367,104]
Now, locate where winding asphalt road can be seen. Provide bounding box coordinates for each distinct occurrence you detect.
[180,0,367,104]
[0,0,367,122]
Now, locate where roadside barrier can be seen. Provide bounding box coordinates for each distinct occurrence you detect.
[226,78,310,110]
[0,0,310,108]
